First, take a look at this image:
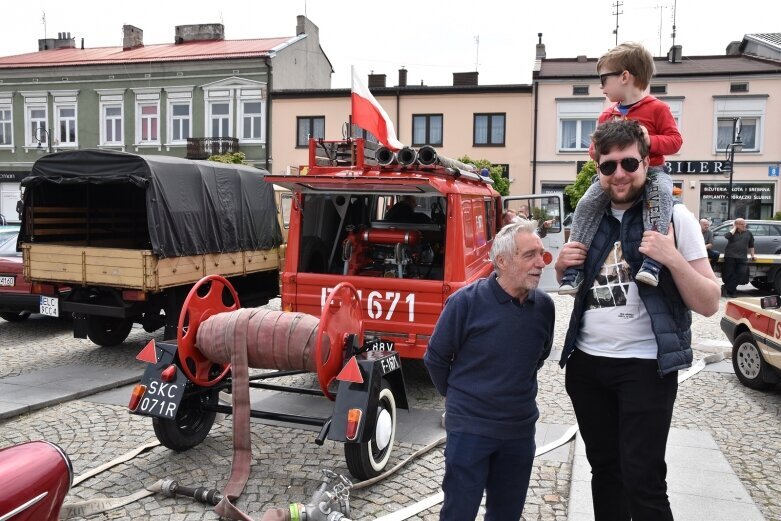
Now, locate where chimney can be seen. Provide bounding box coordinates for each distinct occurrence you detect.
[725,41,742,56]
[175,24,224,44]
[368,73,387,88]
[296,15,320,39]
[39,31,75,51]
[576,55,588,63]
[667,44,682,63]
[398,67,408,87]
[123,25,143,50]
[453,71,479,86]
[535,32,546,59]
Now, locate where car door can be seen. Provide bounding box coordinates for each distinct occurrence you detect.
[746,223,781,255]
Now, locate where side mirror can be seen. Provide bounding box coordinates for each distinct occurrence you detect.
[760,295,781,310]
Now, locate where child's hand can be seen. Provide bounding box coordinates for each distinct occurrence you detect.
[639,124,651,146]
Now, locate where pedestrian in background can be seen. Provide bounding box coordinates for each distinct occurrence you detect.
[425,219,554,521]
[722,218,755,297]
[700,218,720,263]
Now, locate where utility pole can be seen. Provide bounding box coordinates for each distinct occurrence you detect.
[612,1,623,45]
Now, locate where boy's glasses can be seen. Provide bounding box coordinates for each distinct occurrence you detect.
[598,157,642,176]
[599,71,623,86]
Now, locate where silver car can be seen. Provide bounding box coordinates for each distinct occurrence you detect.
[711,220,781,255]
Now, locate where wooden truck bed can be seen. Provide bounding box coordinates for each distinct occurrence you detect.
[23,243,281,292]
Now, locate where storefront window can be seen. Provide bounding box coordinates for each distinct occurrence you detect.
[700,182,774,224]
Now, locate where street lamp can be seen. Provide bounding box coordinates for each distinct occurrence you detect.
[33,126,53,154]
[724,117,744,221]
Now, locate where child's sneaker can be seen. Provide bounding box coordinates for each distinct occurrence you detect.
[559,267,584,295]
[636,258,662,287]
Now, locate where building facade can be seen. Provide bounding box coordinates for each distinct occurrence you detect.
[533,34,781,223]
[270,71,533,192]
[0,16,332,222]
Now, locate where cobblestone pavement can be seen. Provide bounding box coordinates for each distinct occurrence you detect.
[0,290,779,520]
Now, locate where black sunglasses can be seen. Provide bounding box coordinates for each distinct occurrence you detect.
[599,71,623,86]
[598,157,642,176]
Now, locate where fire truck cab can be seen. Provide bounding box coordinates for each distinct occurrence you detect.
[266,139,564,359]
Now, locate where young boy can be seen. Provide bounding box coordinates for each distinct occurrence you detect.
[559,42,682,294]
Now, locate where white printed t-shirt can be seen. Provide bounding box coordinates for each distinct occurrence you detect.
[576,204,706,359]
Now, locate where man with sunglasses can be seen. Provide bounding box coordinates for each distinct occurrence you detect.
[560,42,682,294]
[556,120,720,521]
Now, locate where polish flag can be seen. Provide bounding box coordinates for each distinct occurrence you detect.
[351,67,404,151]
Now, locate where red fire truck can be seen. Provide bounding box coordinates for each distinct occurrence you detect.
[266,139,565,359]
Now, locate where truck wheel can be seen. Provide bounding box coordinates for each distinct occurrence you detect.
[344,382,397,480]
[152,387,217,451]
[87,316,134,347]
[732,332,775,390]
[0,311,31,322]
[773,271,781,295]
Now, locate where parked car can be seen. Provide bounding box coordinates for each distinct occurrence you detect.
[720,295,781,390]
[711,219,781,255]
[0,231,68,322]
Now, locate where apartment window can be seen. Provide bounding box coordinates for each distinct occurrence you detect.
[557,100,601,152]
[0,106,11,146]
[169,103,191,143]
[730,83,749,93]
[473,113,505,146]
[714,96,765,153]
[560,119,596,150]
[27,107,47,147]
[138,103,159,143]
[56,105,77,145]
[209,102,231,137]
[102,105,123,144]
[241,101,262,140]
[650,84,667,94]
[412,114,443,146]
[717,117,757,151]
[350,123,377,143]
[297,116,325,147]
[573,85,590,95]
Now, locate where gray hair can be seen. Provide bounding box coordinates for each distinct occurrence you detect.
[490,219,539,267]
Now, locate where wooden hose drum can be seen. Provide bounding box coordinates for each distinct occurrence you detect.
[177,275,364,399]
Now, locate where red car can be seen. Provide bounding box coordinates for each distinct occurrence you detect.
[0,231,66,322]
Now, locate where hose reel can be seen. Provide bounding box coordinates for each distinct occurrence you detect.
[176,275,364,400]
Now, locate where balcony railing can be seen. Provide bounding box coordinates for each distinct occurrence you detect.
[186,137,239,160]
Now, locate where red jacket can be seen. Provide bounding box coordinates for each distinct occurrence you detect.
[589,95,682,167]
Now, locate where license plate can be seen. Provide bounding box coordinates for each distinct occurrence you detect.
[39,296,59,317]
[0,276,13,287]
[364,339,395,352]
[135,375,187,419]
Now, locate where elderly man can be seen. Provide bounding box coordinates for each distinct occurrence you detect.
[556,120,720,521]
[700,218,720,263]
[425,219,555,521]
[722,218,755,297]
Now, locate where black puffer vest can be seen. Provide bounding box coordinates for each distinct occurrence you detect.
[559,201,692,376]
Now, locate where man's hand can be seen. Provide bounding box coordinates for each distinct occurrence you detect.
[555,242,587,282]
[639,226,677,265]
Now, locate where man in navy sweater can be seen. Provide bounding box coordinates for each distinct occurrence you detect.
[424,219,555,521]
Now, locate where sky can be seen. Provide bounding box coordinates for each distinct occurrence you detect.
[1,0,777,88]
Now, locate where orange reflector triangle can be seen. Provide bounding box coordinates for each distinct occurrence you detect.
[336,356,364,384]
[136,339,158,364]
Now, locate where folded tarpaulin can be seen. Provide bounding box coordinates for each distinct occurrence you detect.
[22,149,283,258]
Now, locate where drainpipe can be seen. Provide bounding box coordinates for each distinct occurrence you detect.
[264,56,273,172]
[532,81,539,194]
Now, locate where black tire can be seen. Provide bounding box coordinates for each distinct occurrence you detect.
[732,332,775,390]
[0,311,31,322]
[300,236,329,273]
[750,278,772,291]
[86,316,134,347]
[344,381,397,480]
[773,271,781,296]
[152,387,218,451]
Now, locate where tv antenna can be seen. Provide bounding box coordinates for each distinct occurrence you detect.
[612,1,623,45]
[41,11,47,41]
[670,0,678,47]
[474,35,480,71]
[653,4,667,56]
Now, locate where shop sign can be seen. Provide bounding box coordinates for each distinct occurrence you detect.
[701,183,774,202]
[0,172,30,181]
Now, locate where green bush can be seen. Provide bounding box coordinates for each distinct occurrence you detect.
[208,152,247,164]
[564,160,597,208]
[457,155,509,196]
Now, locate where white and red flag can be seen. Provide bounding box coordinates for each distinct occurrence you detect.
[351,67,404,152]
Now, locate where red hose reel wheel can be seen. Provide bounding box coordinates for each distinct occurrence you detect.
[178,275,240,387]
[315,282,364,400]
